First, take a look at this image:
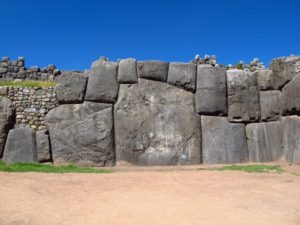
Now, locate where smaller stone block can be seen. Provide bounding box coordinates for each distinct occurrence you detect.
[36,130,51,162]
[137,60,169,82]
[118,58,138,83]
[259,90,281,121]
[281,75,300,115]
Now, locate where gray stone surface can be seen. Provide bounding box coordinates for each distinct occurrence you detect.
[114,78,201,166]
[0,87,8,96]
[36,130,51,162]
[259,91,281,121]
[195,65,227,115]
[269,56,300,89]
[137,61,169,82]
[256,69,278,90]
[0,97,14,157]
[46,102,114,166]
[56,72,88,104]
[281,74,300,115]
[117,58,138,83]
[167,62,196,92]
[85,61,119,103]
[282,116,300,164]
[246,122,283,162]
[2,128,37,162]
[227,69,260,122]
[201,116,248,164]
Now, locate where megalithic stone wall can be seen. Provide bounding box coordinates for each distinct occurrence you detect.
[0,55,300,166]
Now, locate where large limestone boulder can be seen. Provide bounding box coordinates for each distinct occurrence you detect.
[195,65,227,115]
[281,74,300,115]
[85,61,119,103]
[36,130,51,162]
[201,116,248,164]
[2,128,37,162]
[259,91,281,121]
[114,78,201,166]
[0,97,14,157]
[246,122,283,162]
[56,72,88,104]
[117,58,138,83]
[282,116,300,164]
[167,62,196,92]
[137,61,169,82]
[227,69,260,122]
[46,102,114,166]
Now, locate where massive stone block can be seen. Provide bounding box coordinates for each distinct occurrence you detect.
[282,116,300,164]
[195,65,227,115]
[269,56,300,89]
[117,58,138,83]
[246,122,283,162]
[0,97,14,157]
[201,116,248,164]
[85,61,119,103]
[256,69,281,90]
[114,78,201,166]
[227,69,260,122]
[281,74,300,115]
[45,102,115,166]
[56,72,88,104]
[259,90,281,121]
[137,61,169,82]
[2,128,37,162]
[167,62,196,92]
[36,130,51,162]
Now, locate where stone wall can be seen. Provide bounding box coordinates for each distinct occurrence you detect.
[0,55,300,165]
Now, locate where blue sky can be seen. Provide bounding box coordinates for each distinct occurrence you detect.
[1,0,299,70]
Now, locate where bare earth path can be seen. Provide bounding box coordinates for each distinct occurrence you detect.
[0,163,300,225]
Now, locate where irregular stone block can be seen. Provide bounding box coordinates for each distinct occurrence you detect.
[227,69,260,122]
[85,61,119,103]
[114,79,201,166]
[137,61,169,82]
[195,65,227,115]
[36,130,51,162]
[246,122,283,162]
[269,56,300,89]
[2,128,37,162]
[167,62,196,92]
[0,97,14,157]
[117,58,138,83]
[281,74,300,115]
[0,87,8,96]
[256,69,278,90]
[56,72,88,104]
[259,90,281,121]
[282,116,300,164]
[201,116,248,164]
[46,102,114,166]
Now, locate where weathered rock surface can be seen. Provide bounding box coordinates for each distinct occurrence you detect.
[46,102,114,166]
[269,56,300,89]
[281,74,300,115]
[256,69,281,90]
[137,61,169,82]
[201,116,248,164]
[85,61,119,103]
[118,58,138,83]
[2,128,37,162]
[246,122,283,162]
[227,69,260,122]
[282,116,300,164]
[36,130,51,162]
[56,72,88,104]
[167,63,196,92]
[259,91,281,121]
[0,97,14,157]
[114,78,201,166]
[195,65,227,115]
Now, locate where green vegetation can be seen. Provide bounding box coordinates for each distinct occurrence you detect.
[0,161,112,173]
[0,80,56,88]
[198,164,284,173]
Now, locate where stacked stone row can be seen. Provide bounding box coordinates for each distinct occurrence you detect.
[0,56,60,80]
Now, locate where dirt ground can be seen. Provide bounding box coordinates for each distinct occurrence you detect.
[0,162,300,225]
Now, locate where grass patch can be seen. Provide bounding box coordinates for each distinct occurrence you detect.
[198,164,284,173]
[0,161,112,173]
[0,80,56,88]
